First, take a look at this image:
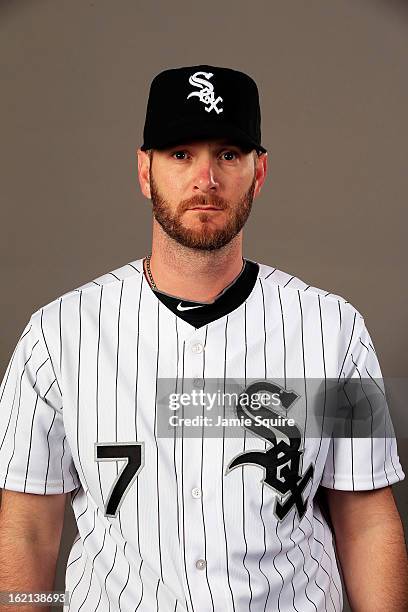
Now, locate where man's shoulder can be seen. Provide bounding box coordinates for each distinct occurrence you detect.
[255,259,363,319]
[30,257,144,320]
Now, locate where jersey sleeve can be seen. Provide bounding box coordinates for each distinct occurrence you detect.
[0,313,80,494]
[320,309,405,490]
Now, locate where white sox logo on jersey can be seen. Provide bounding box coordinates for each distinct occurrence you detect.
[186,71,224,114]
[226,380,314,521]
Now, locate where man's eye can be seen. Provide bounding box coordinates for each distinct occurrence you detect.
[170,150,239,161]
[221,150,239,161]
[172,151,188,160]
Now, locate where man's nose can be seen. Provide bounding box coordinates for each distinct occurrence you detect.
[193,158,219,194]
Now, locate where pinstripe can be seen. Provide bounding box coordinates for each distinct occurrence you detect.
[155,579,160,612]
[67,553,83,569]
[272,288,286,612]
[264,268,276,279]
[82,508,97,547]
[69,524,96,610]
[199,325,215,610]
[369,342,376,354]
[285,529,300,612]
[59,298,63,376]
[76,291,89,490]
[173,316,181,547]
[277,285,302,609]
[241,302,254,609]
[61,434,67,493]
[313,514,340,610]
[221,315,236,611]
[297,522,327,603]
[104,544,118,612]
[342,375,356,489]
[44,409,57,493]
[350,355,375,487]
[180,339,195,612]
[277,286,286,384]
[23,358,49,492]
[96,286,104,505]
[117,542,131,612]
[94,523,114,612]
[71,484,82,503]
[297,290,308,441]
[154,301,164,588]
[331,302,344,489]
[24,395,39,492]
[173,323,189,612]
[113,279,133,601]
[315,295,327,467]
[75,492,89,523]
[3,339,39,486]
[59,298,78,490]
[115,283,123,446]
[386,410,400,481]
[76,511,106,611]
[306,294,330,601]
[134,278,145,611]
[93,588,103,611]
[291,513,318,612]
[295,289,314,601]
[40,308,62,396]
[303,516,331,610]
[338,310,357,381]
[257,279,272,610]
[359,338,370,351]
[361,360,400,482]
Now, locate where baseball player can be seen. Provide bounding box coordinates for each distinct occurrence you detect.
[0,65,407,612]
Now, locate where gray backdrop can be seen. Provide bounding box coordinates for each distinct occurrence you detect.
[1,1,407,611]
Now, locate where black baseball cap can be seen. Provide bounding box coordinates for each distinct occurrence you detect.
[140,64,267,154]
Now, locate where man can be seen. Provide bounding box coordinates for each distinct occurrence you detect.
[0,64,406,612]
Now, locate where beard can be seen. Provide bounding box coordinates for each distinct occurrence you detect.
[149,171,256,251]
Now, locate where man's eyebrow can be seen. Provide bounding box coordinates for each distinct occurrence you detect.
[164,141,247,152]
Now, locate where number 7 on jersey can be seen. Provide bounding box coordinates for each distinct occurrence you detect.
[95,442,145,518]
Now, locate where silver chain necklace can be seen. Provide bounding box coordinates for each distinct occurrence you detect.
[144,255,157,290]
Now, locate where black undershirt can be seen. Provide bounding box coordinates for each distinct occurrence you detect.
[150,259,259,328]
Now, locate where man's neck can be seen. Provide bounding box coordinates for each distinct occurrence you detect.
[145,227,244,303]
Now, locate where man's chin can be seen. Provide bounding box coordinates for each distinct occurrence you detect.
[168,228,235,251]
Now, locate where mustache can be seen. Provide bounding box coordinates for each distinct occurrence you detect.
[179,195,227,212]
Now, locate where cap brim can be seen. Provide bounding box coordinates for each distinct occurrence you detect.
[141,118,267,154]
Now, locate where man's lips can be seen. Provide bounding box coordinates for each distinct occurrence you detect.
[187,206,223,211]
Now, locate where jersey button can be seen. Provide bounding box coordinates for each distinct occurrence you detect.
[195,559,206,570]
[193,377,203,387]
[191,487,202,499]
[191,343,203,354]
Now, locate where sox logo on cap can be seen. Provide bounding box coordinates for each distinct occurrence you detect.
[187,71,224,114]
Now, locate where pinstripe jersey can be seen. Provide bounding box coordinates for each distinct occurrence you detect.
[0,257,404,612]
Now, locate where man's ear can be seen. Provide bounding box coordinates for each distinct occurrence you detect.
[137,148,152,199]
[253,151,268,198]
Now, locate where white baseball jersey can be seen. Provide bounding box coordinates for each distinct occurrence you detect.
[0,257,404,612]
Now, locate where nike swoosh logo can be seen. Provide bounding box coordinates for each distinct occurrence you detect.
[177,302,205,311]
